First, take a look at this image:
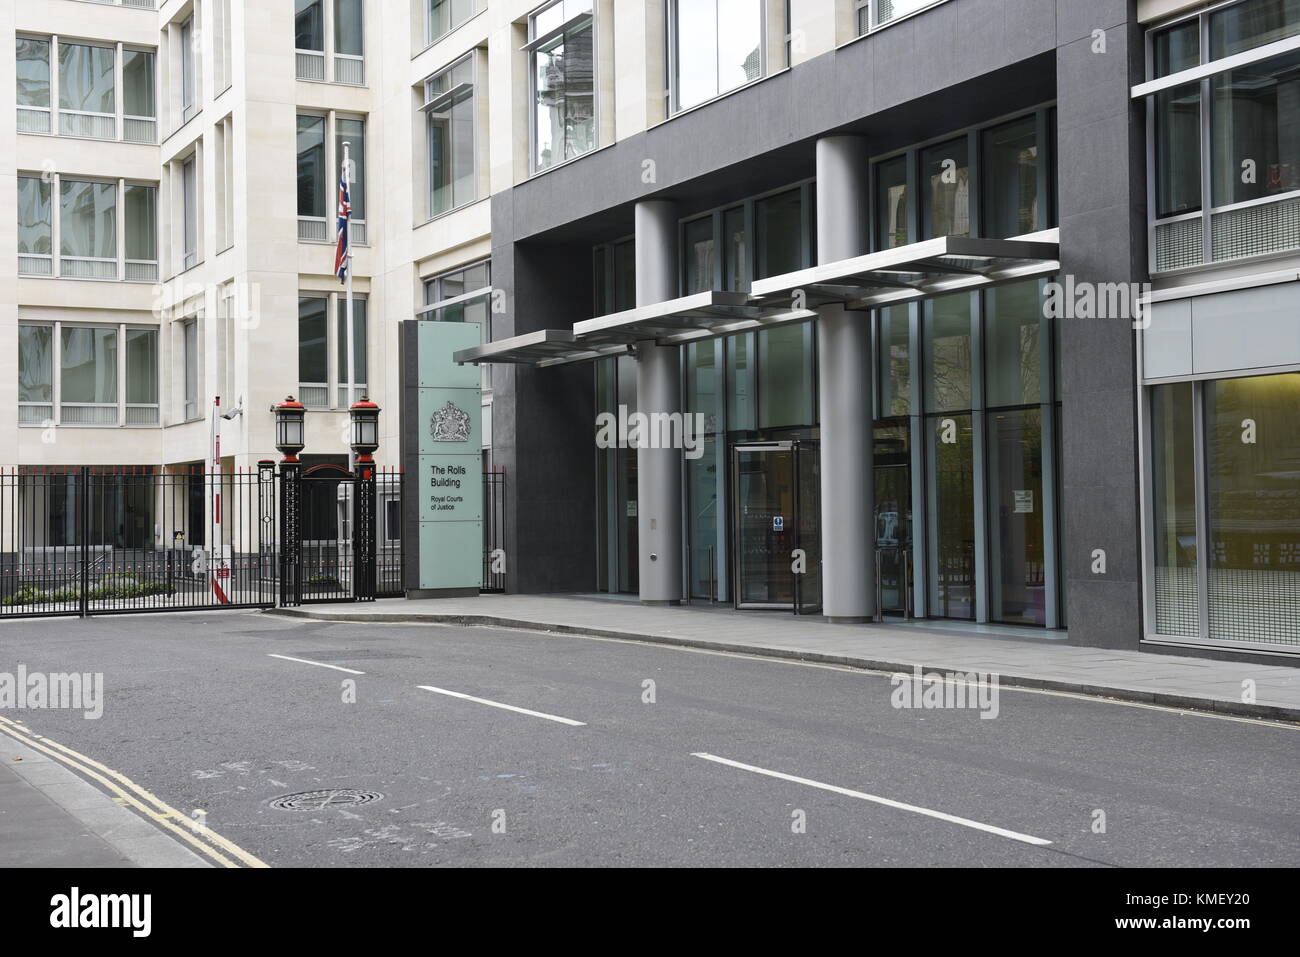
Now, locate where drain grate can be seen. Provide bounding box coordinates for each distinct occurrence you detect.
[269,789,384,811]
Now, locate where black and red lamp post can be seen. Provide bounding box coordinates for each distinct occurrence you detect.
[348,396,380,478]
[348,396,380,602]
[273,396,307,606]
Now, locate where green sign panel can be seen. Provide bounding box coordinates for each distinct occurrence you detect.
[415,322,482,592]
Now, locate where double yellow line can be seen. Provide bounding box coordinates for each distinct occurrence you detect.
[0,715,268,869]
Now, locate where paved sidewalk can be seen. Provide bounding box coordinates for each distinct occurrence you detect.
[0,735,211,868]
[269,595,1300,722]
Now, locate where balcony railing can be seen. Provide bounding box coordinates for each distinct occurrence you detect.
[59,109,116,140]
[17,105,156,144]
[298,217,330,242]
[299,383,329,409]
[296,49,366,86]
[61,403,119,426]
[60,256,118,280]
[22,254,158,282]
[1152,190,1300,273]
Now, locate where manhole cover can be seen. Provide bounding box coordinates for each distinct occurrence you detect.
[269,789,384,811]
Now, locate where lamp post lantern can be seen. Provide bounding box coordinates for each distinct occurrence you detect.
[274,396,307,462]
[349,396,381,470]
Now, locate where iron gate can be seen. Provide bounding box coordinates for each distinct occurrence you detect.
[0,462,504,616]
[0,465,277,618]
[279,461,376,607]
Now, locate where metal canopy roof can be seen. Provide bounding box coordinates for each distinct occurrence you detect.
[748,234,1062,309]
[454,233,1060,367]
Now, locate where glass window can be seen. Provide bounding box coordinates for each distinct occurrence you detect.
[927,413,975,619]
[180,18,197,117]
[297,115,327,218]
[727,333,757,432]
[987,408,1045,625]
[722,206,748,291]
[687,339,722,435]
[61,327,118,405]
[1210,0,1300,60]
[16,38,50,108]
[19,326,54,403]
[923,293,971,413]
[683,216,716,294]
[984,281,1042,408]
[298,298,329,403]
[876,155,909,249]
[125,185,157,263]
[126,329,158,405]
[336,298,368,404]
[426,56,476,216]
[612,238,636,311]
[60,180,117,260]
[531,5,595,172]
[59,43,114,115]
[1155,84,1202,217]
[183,319,199,420]
[336,117,366,220]
[296,0,325,50]
[1211,49,1300,206]
[758,324,814,429]
[123,50,155,118]
[1152,20,1199,78]
[982,117,1039,238]
[878,305,911,416]
[672,0,763,113]
[182,157,198,267]
[428,0,478,44]
[875,0,940,29]
[755,189,802,279]
[921,138,970,239]
[1205,373,1300,644]
[17,176,52,256]
[335,0,363,56]
[1150,382,1199,637]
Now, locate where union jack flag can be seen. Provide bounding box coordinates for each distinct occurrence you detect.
[334,162,351,284]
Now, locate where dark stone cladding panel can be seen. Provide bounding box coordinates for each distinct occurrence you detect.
[1054,14,1148,651]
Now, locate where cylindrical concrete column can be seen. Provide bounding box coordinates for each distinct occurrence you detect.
[634,199,682,605]
[815,136,874,622]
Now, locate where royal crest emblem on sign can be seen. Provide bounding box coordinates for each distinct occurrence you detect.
[431,401,471,442]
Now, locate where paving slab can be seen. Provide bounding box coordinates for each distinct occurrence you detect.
[268,594,1300,722]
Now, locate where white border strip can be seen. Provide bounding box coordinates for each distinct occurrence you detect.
[692,752,1052,846]
[417,685,586,726]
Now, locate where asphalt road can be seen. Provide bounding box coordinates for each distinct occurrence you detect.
[1,611,1297,867]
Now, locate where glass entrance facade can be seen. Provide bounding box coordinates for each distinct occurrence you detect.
[590,108,1065,628]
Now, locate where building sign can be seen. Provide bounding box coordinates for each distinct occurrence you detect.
[401,320,483,595]
[1014,490,1035,514]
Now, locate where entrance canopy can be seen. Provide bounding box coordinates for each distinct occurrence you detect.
[454,232,1060,367]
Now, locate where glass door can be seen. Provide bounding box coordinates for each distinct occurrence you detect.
[875,422,913,616]
[733,442,820,611]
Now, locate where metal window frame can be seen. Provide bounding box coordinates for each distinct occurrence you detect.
[525,4,597,175]
[422,52,478,218]
[665,0,771,117]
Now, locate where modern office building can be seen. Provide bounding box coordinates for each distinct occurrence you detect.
[3,0,1297,661]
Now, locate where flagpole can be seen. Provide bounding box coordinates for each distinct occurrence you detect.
[343,141,355,440]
